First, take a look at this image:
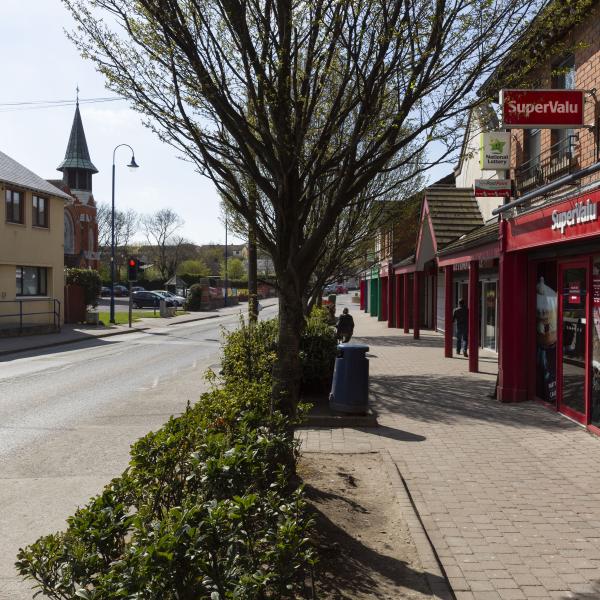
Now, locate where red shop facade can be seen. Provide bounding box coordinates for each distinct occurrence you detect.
[498,187,600,434]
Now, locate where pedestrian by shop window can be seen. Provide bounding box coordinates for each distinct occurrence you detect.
[32,195,48,228]
[16,266,48,296]
[5,189,24,224]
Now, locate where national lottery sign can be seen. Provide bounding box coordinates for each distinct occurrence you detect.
[501,89,585,128]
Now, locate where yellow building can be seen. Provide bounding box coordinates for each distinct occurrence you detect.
[0,151,71,334]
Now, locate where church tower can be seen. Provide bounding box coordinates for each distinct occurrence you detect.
[56,99,98,205]
[53,97,100,269]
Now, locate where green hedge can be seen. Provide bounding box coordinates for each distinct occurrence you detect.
[65,268,101,309]
[221,308,337,393]
[15,310,337,598]
[16,382,314,599]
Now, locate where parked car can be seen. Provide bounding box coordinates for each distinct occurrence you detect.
[156,290,186,306]
[335,284,348,294]
[113,284,129,297]
[131,286,146,293]
[131,290,175,309]
[324,284,337,294]
[100,286,111,297]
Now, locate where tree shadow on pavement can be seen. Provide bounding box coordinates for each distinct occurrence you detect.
[305,495,440,599]
[354,334,446,349]
[566,580,600,598]
[367,424,426,442]
[369,373,579,432]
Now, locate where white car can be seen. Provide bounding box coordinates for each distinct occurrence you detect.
[156,290,186,307]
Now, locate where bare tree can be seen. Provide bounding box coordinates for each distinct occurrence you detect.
[65,0,565,415]
[141,208,185,279]
[96,202,138,274]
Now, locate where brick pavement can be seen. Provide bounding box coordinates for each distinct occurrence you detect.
[298,302,600,600]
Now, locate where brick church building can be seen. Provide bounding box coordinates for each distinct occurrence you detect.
[48,100,100,269]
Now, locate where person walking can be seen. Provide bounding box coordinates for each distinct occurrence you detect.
[336,307,355,343]
[452,299,468,357]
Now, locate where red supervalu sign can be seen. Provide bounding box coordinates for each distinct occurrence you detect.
[501,89,585,128]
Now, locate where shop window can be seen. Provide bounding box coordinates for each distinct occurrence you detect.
[591,258,600,427]
[16,266,48,296]
[535,261,558,403]
[32,195,48,228]
[5,188,24,224]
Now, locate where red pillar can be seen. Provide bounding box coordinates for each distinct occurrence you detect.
[380,277,388,321]
[468,260,479,372]
[498,250,528,402]
[359,278,365,310]
[403,273,410,333]
[413,271,420,340]
[395,274,402,329]
[387,265,394,328]
[444,266,454,358]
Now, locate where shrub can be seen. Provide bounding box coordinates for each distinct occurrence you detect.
[220,308,337,393]
[16,385,315,599]
[65,268,102,309]
[185,283,203,311]
[300,307,338,391]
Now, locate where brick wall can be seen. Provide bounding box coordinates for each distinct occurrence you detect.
[510,3,600,192]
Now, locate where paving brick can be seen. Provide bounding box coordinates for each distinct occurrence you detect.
[297,306,600,600]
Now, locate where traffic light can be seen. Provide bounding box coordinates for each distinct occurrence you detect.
[127,257,139,282]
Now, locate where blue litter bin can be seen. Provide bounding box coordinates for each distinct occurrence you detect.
[329,343,369,414]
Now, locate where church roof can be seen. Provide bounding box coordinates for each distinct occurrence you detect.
[57,103,98,173]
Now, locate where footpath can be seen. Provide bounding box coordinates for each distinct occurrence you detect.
[298,300,600,600]
[0,301,276,357]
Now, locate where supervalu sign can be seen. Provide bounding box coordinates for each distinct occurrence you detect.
[480,131,511,170]
[501,89,585,128]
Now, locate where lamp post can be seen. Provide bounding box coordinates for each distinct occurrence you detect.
[110,144,139,324]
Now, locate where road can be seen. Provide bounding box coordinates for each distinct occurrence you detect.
[0,304,277,600]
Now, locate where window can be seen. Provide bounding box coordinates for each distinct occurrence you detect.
[64,212,75,254]
[552,55,576,158]
[5,189,24,224]
[32,195,48,227]
[16,266,48,296]
[524,128,541,178]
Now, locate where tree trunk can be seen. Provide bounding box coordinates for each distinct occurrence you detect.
[272,279,305,418]
[247,182,258,324]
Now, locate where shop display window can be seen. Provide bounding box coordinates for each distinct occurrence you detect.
[535,261,557,403]
[592,257,600,426]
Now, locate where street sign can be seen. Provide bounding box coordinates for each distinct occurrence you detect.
[480,132,511,169]
[474,179,512,197]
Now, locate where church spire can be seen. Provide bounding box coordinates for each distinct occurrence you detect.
[57,99,98,176]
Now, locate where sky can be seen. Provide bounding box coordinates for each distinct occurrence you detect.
[0,0,244,246]
[0,1,453,247]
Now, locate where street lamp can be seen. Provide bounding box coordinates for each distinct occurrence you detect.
[110,144,139,324]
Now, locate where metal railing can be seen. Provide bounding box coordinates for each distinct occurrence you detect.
[0,298,61,335]
[515,134,579,195]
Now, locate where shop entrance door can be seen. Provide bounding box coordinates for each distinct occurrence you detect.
[481,281,498,351]
[558,262,588,423]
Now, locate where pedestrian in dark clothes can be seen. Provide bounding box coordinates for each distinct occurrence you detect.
[452,299,468,357]
[336,308,355,343]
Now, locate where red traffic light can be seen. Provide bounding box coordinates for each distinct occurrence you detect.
[129,259,136,267]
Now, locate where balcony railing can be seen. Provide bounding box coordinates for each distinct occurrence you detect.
[515,134,579,195]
